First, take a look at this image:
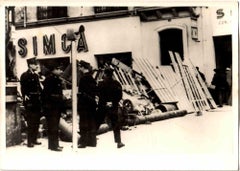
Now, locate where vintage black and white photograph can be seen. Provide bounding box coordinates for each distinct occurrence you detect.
[1,2,239,170]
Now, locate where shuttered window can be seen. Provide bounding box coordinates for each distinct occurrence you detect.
[37,7,68,20]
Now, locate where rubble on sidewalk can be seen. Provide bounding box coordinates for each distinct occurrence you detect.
[19,51,217,143]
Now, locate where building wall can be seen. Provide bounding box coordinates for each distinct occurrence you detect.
[14,16,142,79]
[140,14,216,85]
[13,7,219,85]
[140,17,191,67]
[191,7,216,85]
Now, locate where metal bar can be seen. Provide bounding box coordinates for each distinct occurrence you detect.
[71,41,78,151]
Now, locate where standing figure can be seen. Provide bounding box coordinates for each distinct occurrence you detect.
[211,68,228,107]
[196,67,206,84]
[20,57,42,147]
[77,60,98,148]
[42,63,64,151]
[98,68,125,148]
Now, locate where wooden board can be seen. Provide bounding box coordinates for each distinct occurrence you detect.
[186,58,217,109]
[172,51,212,111]
[157,66,195,112]
[134,58,178,104]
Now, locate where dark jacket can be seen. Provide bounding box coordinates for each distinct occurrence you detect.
[78,72,97,110]
[98,77,122,106]
[20,69,42,109]
[211,70,228,90]
[42,73,64,111]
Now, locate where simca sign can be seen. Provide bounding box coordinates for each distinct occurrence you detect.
[17,25,88,58]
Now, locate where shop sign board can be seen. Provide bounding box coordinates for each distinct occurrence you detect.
[211,7,233,36]
[16,25,88,58]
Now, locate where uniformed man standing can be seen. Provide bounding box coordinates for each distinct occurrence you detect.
[98,68,125,148]
[77,60,98,148]
[42,63,64,151]
[20,57,42,147]
[211,68,229,107]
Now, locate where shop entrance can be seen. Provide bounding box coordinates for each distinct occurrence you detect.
[213,35,232,69]
[95,52,132,68]
[159,28,183,65]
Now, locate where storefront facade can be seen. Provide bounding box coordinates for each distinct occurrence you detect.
[10,6,233,85]
[5,5,236,147]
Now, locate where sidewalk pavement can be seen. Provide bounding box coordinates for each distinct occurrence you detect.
[1,105,238,170]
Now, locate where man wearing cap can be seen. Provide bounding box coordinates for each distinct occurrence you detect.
[42,63,64,151]
[98,68,125,148]
[20,57,42,147]
[77,60,98,148]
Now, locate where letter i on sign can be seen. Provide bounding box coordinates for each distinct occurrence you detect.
[33,36,38,56]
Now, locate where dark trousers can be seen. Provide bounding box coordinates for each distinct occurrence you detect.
[109,109,121,143]
[96,106,106,130]
[45,108,61,149]
[25,109,41,145]
[216,88,226,106]
[78,106,97,146]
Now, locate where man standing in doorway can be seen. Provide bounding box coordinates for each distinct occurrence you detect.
[20,57,42,147]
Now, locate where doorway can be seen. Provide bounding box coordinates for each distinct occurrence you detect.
[213,35,232,69]
[159,29,183,65]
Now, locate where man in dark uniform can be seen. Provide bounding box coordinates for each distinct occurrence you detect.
[77,60,98,148]
[42,63,64,151]
[20,57,42,147]
[211,68,229,107]
[98,68,125,148]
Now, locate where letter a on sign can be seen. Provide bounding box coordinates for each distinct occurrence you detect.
[77,25,88,52]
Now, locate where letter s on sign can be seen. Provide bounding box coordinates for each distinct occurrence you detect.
[18,38,27,57]
[216,9,224,19]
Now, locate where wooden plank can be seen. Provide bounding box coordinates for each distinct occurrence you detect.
[169,51,198,111]
[187,58,217,109]
[144,59,178,103]
[134,58,177,103]
[156,66,194,112]
[134,58,166,101]
[111,58,147,96]
[140,58,170,102]
[183,66,207,111]
[175,52,210,111]
[185,66,210,110]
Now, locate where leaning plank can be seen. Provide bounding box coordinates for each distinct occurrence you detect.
[186,58,217,109]
[169,51,198,111]
[174,52,210,111]
[111,58,148,96]
[157,66,195,112]
[134,58,177,104]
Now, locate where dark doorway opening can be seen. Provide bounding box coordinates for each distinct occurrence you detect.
[95,52,132,68]
[213,35,232,69]
[159,29,183,65]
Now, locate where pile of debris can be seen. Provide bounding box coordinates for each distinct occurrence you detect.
[48,52,217,141]
[95,51,216,117]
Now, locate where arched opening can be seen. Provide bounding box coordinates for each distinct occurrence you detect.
[159,28,183,65]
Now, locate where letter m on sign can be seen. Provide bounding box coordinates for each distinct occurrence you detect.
[43,34,56,55]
